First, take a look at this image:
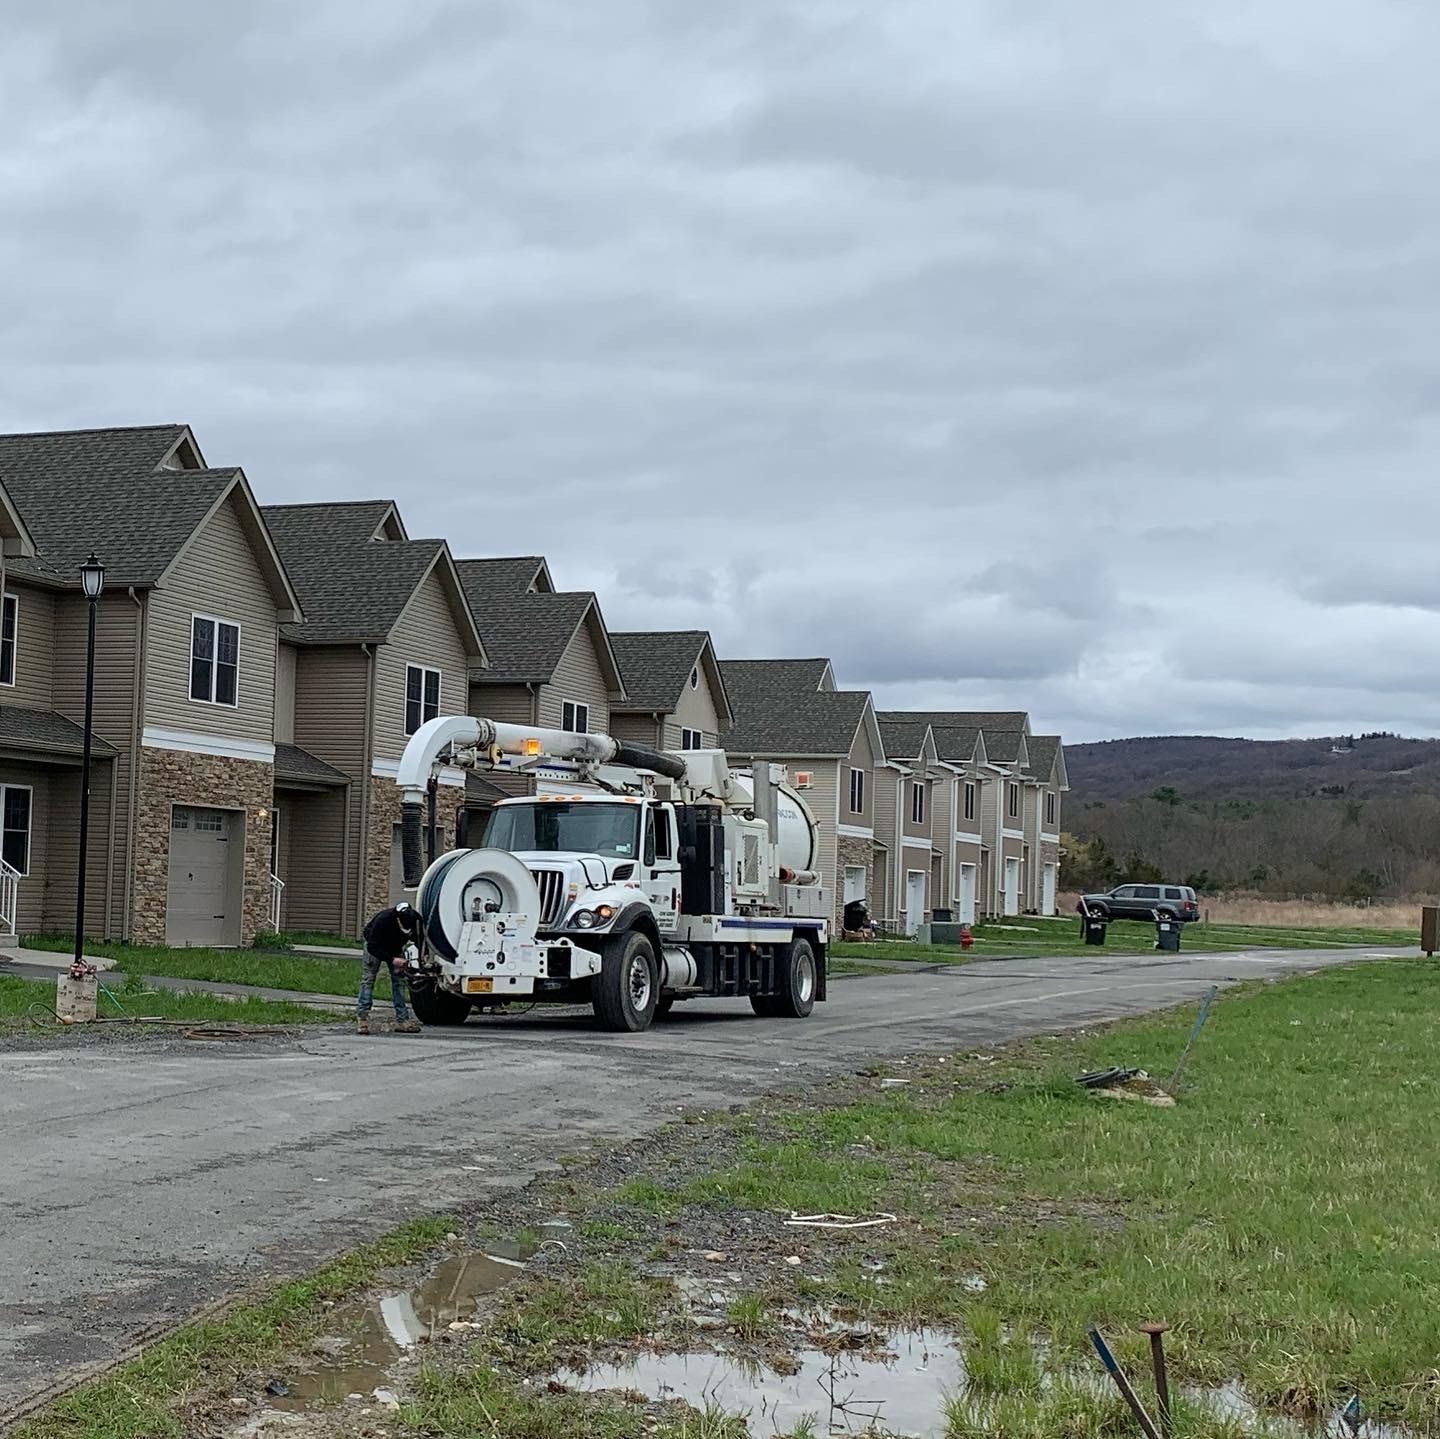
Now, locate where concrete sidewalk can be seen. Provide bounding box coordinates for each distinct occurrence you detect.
[4,961,350,1012]
[1,945,116,972]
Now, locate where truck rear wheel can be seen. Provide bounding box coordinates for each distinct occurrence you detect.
[593,932,659,1032]
[753,938,817,1019]
[409,979,473,1027]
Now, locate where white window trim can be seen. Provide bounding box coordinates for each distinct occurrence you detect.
[0,782,31,877]
[405,663,443,737]
[561,700,591,734]
[910,781,926,825]
[848,766,865,815]
[1045,791,1057,825]
[963,781,977,823]
[680,727,704,750]
[689,666,700,690]
[0,592,17,690]
[1007,781,1019,818]
[190,612,241,709]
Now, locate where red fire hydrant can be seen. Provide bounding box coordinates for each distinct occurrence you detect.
[959,924,974,950]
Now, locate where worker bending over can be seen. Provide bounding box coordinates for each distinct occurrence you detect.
[356,901,423,1035]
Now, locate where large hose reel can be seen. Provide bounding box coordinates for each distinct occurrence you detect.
[416,848,542,961]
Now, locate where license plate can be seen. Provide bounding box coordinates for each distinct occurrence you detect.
[464,978,493,994]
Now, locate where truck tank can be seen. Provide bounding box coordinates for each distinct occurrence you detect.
[728,772,820,875]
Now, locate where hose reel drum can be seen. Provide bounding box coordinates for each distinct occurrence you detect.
[416,848,542,961]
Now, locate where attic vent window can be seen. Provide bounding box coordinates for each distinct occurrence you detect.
[689,667,699,690]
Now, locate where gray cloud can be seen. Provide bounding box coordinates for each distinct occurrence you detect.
[3,0,1438,743]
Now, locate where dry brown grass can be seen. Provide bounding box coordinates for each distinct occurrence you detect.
[1059,890,1427,930]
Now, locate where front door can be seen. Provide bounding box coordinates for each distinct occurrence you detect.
[642,804,681,934]
[958,863,977,924]
[1042,863,1057,915]
[905,871,926,935]
[843,866,865,904]
[166,806,234,947]
[1003,857,1020,916]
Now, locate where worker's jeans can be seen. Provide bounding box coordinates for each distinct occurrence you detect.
[357,947,411,1020]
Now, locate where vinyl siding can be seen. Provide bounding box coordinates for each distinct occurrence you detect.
[840,723,875,830]
[372,567,471,764]
[3,583,55,710]
[274,643,297,745]
[538,623,611,733]
[145,493,278,742]
[660,661,723,748]
[803,759,840,915]
[871,768,901,923]
[291,646,371,934]
[0,763,51,933]
[52,592,141,938]
[281,788,349,934]
[610,713,661,747]
[471,683,537,727]
[932,774,955,902]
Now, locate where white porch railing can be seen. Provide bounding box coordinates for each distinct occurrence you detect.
[269,872,285,933]
[0,857,19,937]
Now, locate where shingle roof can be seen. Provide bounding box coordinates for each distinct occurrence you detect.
[264,505,451,644]
[901,710,1030,732]
[1024,734,1061,779]
[273,743,348,788]
[984,730,1026,765]
[724,685,871,758]
[0,443,237,586]
[264,500,401,547]
[610,631,710,711]
[466,773,511,805]
[877,714,984,766]
[720,658,832,700]
[928,725,982,764]
[876,717,932,762]
[455,556,551,603]
[463,587,597,684]
[0,706,116,759]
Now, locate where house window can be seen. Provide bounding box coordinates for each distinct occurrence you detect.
[0,593,16,688]
[681,728,704,750]
[0,786,30,875]
[910,781,926,825]
[1045,791,1057,826]
[190,615,240,706]
[405,665,441,736]
[1007,782,1019,818]
[963,782,976,822]
[848,767,865,814]
[562,701,590,733]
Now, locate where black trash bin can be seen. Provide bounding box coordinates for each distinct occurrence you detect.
[1154,915,1181,952]
[1078,906,1108,946]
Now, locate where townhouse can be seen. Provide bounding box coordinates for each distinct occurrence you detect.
[262,501,484,933]
[454,557,627,810]
[720,659,885,926]
[608,631,732,752]
[0,425,301,946]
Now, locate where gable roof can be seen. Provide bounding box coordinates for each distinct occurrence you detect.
[264,505,481,653]
[877,717,932,763]
[724,681,876,759]
[610,631,733,727]
[877,713,984,768]
[901,710,1030,734]
[455,556,555,605]
[1024,734,1068,788]
[456,564,624,693]
[983,729,1029,767]
[719,658,834,699]
[0,427,299,615]
[264,499,407,547]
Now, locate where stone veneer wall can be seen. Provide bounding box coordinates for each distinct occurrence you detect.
[362,777,467,922]
[834,834,876,929]
[132,747,274,945]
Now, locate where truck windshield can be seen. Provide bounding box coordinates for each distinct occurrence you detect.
[483,803,641,859]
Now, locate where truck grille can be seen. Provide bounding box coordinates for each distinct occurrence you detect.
[531,867,566,928]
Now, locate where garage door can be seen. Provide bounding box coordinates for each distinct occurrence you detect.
[167,807,234,947]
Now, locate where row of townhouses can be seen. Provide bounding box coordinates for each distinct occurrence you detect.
[0,423,1065,947]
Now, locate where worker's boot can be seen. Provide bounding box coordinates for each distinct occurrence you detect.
[355,1016,370,1035]
[394,1018,422,1034]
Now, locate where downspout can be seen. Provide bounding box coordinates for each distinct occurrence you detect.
[120,588,145,940]
[355,642,377,935]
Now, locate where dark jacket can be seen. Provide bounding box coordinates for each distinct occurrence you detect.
[363,905,422,961]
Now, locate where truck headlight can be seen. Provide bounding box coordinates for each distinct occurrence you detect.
[574,910,597,929]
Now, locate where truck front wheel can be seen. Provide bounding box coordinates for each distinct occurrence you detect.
[593,931,659,1032]
[751,937,817,1019]
[409,979,473,1027]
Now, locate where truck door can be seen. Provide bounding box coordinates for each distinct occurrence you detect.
[642,803,682,933]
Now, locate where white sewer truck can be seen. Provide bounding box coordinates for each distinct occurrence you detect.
[396,715,831,1032]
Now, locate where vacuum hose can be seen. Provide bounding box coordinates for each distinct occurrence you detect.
[612,741,687,781]
[401,800,426,887]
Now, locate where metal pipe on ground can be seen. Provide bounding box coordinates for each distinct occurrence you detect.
[1138,1324,1172,1439]
[1087,1326,1162,1439]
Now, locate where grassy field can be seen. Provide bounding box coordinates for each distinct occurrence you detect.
[0,972,345,1030]
[834,912,1416,963]
[21,933,368,999]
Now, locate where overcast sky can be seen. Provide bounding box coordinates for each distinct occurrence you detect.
[4,1,1437,743]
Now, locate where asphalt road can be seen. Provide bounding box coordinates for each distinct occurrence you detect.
[0,944,1398,1423]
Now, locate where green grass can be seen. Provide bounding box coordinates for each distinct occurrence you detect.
[264,929,362,950]
[15,1215,453,1439]
[0,972,344,1030]
[620,959,1440,1427]
[833,914,1416,963]
[22,933,367,999]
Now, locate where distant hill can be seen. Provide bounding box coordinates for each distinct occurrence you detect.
[1063,733,1440,900]
[1067,733,1440,806]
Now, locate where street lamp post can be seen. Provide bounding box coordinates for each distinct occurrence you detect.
[74,553,104,968]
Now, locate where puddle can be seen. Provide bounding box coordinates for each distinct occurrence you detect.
[272,1245,532,1410]
[562,1329,961,1436]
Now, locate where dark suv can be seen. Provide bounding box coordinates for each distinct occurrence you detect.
[1078,884,1199,922]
